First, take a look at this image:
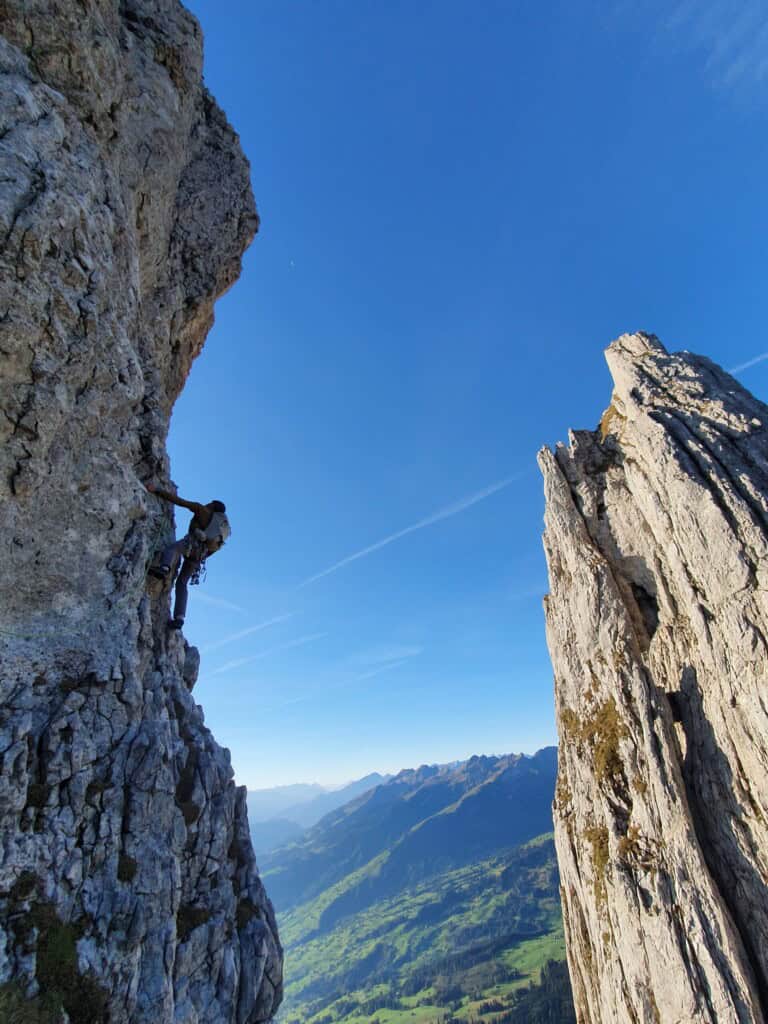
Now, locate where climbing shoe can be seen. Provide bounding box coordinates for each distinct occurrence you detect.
[168,617,185,631]
[149,564,171,580]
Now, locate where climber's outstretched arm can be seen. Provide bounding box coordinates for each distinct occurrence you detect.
[147,483,205,516]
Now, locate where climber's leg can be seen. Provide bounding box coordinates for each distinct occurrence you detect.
[150,537,189,580]
[170,557,199,627]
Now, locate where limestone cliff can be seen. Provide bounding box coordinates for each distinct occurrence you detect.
[539,333,768,1023]
[0,2,282,1021]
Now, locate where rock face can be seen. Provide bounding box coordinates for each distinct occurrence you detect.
[0,2,282,1022]
[539,333,768,1023]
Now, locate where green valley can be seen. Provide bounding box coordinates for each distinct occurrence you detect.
[258,750,575,1024]
[279,837,571,1024]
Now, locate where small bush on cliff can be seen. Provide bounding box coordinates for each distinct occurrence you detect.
[31,904,108,1024]
[0,984,52,1024]
[6,878,107,1024]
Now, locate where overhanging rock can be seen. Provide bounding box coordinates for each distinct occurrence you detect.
[0,2,281,1021]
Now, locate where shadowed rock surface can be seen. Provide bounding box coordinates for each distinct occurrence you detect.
[539,332,768,1023]
[0,2,281,1021]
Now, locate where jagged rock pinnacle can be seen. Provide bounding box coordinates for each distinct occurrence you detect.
[539,333,768,1022]
[0,2,280,1021]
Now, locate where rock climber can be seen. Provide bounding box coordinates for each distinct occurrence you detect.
[146,483,231,629]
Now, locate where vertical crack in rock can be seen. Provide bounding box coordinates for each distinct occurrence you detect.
[0,2,281,1021]
[539,332,768,1023]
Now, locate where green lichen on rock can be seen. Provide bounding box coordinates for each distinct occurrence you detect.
[581,698,629,785]
[559,707,581,739]
[618,822,660,880]
[555,771,572,811]
[560,698,629,787]
[584,824,610,909]
[631,774,648,797]
[618,824,642,863]
[599,402,625,441]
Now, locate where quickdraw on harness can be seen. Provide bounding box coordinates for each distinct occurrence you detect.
[190,558,208,586]
[188,509,230,586]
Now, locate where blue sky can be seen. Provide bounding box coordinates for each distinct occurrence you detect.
[169,0,768,788]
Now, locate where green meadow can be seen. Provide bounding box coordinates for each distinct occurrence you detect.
[277,835,572,1024]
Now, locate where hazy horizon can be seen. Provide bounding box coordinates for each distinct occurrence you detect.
[244,743,552,791]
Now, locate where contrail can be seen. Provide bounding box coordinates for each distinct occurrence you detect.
[297,473,523,589]
[210,655,253,675]
[195,592,246,614]
[210,632,328,676]
[355,656,417,682]
[260,653,417,709]
[728,351,768,374]
[201,613,295,654]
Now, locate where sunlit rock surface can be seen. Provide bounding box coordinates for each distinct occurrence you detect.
[540,333,768,1023]
[0,2,282,1020]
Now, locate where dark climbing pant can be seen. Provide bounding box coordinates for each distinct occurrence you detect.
[160,537,202,622]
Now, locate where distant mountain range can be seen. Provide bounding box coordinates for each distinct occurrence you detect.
[262,748,559,916]
[247,773,389,856]
[247,783,327,821]
[260,746,574,1024]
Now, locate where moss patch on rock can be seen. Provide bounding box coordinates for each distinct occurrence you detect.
[561,698,629,788]
[34,906,106,1024]
[9,902,108,1024]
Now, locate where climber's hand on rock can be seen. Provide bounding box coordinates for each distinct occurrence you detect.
[146,482,157,493]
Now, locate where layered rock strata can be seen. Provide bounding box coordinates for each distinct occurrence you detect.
[540,333,768,1023]
[0,2,282,1021]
